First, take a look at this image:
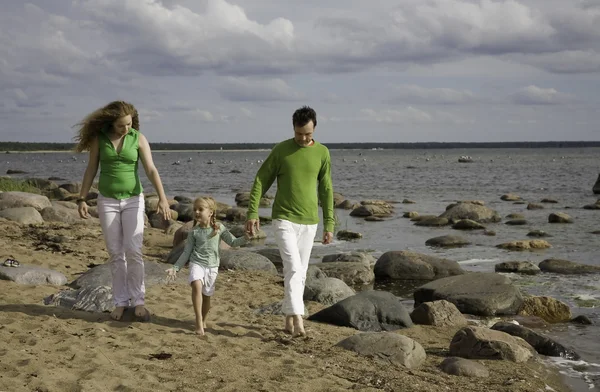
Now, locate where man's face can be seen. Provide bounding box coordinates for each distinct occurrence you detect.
[293,120,315,147]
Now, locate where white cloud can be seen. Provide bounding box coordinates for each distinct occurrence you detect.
[389,85,476,105]
[360,106,475,124]
[361,107,433,124]
[219,77,302,101]
[191,110,215,122]
[517,50,600,74]
[240,107,254,118]
[511,85,575,105]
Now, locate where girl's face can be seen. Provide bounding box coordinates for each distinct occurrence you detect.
[194,201,213,225]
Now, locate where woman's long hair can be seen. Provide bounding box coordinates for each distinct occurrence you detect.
[192,197,220,237]
[73,101,139,152]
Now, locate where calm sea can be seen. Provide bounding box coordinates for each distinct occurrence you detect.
[2,147,600,391]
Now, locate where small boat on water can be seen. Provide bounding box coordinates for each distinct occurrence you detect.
[458,155,473,163]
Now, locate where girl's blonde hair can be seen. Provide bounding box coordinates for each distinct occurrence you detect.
[193,196,220,237]
[73,101,140,152]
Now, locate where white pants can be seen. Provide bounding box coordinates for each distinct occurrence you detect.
[97,194,145,307]
[273,219,318,316]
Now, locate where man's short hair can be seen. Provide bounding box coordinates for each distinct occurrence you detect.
[292,106,317,128]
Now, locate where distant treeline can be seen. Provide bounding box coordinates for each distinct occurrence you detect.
[1,141,600,152]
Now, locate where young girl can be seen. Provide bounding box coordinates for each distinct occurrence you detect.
[166,196,248,335]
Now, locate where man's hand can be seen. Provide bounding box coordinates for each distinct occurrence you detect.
[245,219,260,237]
[322,231,333,244]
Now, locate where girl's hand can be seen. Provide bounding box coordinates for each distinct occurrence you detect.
[157,198,172,221]
[244,231,253,241]
[165,267,177,284]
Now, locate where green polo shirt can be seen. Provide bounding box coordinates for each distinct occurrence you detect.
[98,127,143,200]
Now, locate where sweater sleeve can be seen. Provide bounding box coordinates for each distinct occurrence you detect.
[318,148,335,233]
[172,230,195,272]
[247,146,279,220]
[219,224,247,248]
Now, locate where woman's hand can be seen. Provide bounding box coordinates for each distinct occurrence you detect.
[165,267,177,284]
[78,201,89,219]
[157,198,172,221]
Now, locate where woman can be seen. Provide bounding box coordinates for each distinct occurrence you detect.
[74,101,171,321]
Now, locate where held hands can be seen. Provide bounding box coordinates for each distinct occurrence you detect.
[245,219,260,238]
[157,198,172,221]
[322,231,333,245]
[165,267,177,284]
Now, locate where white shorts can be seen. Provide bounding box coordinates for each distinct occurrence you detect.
[188,263,219,296]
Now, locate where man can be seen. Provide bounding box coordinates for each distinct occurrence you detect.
[245,106,334,337]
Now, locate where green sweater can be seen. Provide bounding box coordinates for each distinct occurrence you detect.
[247,138,335,233]
[172,223,247,270]
[98,127,143,200]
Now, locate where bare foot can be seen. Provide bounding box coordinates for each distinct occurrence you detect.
[292,315,306,338]
[195,327,205,336]
[134,305,147,318]
[203,321,207,329]
[110,306,125,321]
[284,315,294,334]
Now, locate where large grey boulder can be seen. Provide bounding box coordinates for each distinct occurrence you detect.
[0,207,44,224]
[0,265,67,285]
[452,220,486,230]
[494,261,541,275]
[254,300,308,317]
[548,212,573,223]
[313,262,374,286]
[517,296,572,323]
[322,252,376,265]
[414,273,524,316]
[70,260,187,289]
[439,357,490,378]
[308,290,413,332]
[304,277,355,306]
[374,251,464,281]
[337,332,426,369]
[44,286,114,312]
[491,322,579,360]
[538,259,600,275]
[24,178,58,191]
[171,203,194,222]
[439,203,501,223]
[219,249,277,274]
[173,221,194,247]
[449,326,535,363]
[254,248,283,266]
[425,235,471,248]
[410,300,467,327]
[41,204,78,224]
[0,191,52,211]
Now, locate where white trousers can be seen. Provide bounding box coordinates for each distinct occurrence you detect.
[273,219,318,316]
[97,194,146,307]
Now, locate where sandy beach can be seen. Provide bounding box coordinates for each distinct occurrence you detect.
[0,217,571,392]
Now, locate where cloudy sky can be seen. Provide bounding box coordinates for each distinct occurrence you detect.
[1,0,599,143]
